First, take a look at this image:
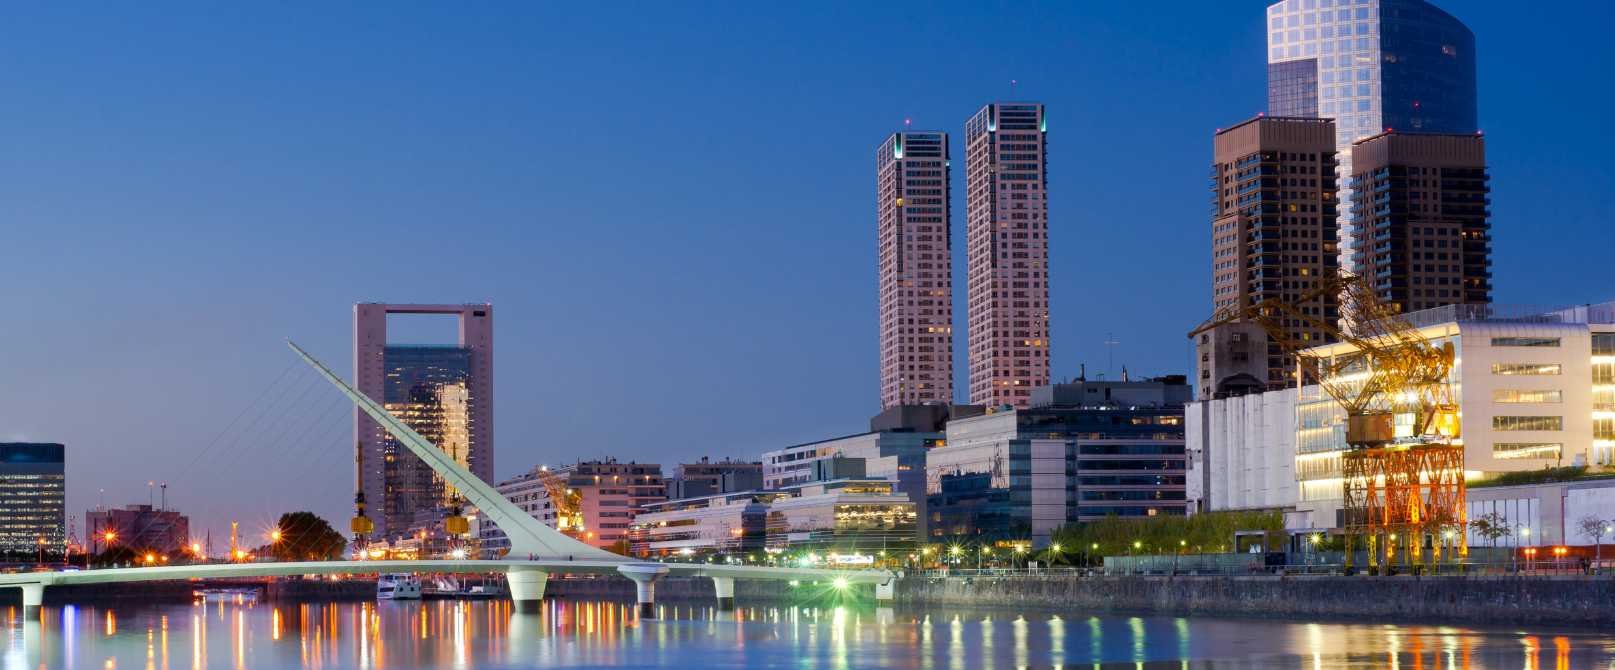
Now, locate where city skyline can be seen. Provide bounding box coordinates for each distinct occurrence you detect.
[1,1,1610,543]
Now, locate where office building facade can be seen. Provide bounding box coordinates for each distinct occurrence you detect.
[1266,0,1478,272]
[964,102,1052,408]
[1200,116,1340,396]
[0,443,65,555]
[354,303,493,540]
[927,379,1190,546]
[488,460,665,552]
[876,131,954,408]
[1187,300,1615,532]
[86,504,190,555]
[628,479,916,560]
[761,430,940,538]
[1349,130,1491,313]
[667,457,763,500]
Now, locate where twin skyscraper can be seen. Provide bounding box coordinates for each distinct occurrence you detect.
[877,103,1050,411]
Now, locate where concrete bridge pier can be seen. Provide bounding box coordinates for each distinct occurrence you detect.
[507,568,548,613]
[712,576,735,610]
[19,583,43,618]
[618,564,669,619]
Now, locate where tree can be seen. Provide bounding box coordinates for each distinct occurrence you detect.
[1578,515,1612,565]
[265,512,347,561]
[1469,511,1511,561]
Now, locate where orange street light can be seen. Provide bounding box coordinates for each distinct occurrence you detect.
[270,529,283,543]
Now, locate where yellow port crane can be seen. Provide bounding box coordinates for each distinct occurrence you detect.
[536,466,585,538]
[1193,273,1466,571]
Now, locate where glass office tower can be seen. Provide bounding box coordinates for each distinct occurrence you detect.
[1266,0,1477,271]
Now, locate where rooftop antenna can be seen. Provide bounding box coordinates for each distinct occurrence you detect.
[1010,79,1018,98]
[904,117,912,130]
[1104,333,1121,379]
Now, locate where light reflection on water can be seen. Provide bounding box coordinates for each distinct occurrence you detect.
[1,598,1613,669]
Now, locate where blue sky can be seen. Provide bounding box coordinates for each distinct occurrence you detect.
[1,1,1610,542]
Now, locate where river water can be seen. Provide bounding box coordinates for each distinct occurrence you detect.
[7,597,1615,669]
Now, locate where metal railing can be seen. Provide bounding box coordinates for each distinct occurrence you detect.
[907,560,1615,579]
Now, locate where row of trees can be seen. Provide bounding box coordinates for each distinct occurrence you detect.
[1467,511,1615,562]
[1050,510,1286,556]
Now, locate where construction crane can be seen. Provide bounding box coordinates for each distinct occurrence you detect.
[536,466,585,538]
[1194,273,1465,571]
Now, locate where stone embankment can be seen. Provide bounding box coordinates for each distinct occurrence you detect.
[893,573,1615,627]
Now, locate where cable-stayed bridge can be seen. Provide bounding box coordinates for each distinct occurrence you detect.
[0,341,896,619]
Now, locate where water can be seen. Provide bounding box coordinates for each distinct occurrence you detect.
[7,597,1615,669]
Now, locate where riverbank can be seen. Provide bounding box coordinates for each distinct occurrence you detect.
[10,572,1610,627]
[894,573,1615,627]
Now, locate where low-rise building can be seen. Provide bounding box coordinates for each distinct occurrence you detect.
[762,430,940,538]
[87,504,189,555]
[1466,476,1615,550]
[666,457,762,500]
[482,459,665,554]
[627,479,916,561]
[927,377,1190,546]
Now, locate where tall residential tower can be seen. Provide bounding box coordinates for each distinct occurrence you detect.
[1197,116,1339,397]
[1266,0,1477,272]
[1350,130,1491,313]
[964,102,1051,408]
[876,131,954,407]
[354,303,493,541]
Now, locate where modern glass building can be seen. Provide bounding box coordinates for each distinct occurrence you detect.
[0,443,66,556]
[354,303,493,542]
[380,345,474,540]
[1265,0,1477,271]
[927,379,1190,546]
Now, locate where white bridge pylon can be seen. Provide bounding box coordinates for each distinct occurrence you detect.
[286,339,621,563]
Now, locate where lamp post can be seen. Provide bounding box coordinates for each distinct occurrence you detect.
[1521,527,1532,573]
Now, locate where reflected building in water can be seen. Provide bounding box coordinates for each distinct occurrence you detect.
[928,377,1191,545]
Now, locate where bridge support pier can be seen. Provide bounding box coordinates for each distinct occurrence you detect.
[617,564,669,619]
[507,568,548,614]
[711,576,735,610]
[19,583,43,618]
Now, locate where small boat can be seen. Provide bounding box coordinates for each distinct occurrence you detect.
[377,574,422,600]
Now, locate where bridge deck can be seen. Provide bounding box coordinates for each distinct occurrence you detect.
[0,560,894,588]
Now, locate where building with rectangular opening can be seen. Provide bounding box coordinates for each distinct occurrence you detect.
[354,303,493,541]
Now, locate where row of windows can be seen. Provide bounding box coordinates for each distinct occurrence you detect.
[1493,443,1562,460]
[1492,389,1563,404]
[1492,416,1564,432]
[1492,363,1561,376]
[1492,337,1560,348]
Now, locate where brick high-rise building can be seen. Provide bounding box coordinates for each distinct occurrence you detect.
[876,131,954,408]
[964,103,1051,408]
[1198,116,1339,396]
[1350,131,1491,313]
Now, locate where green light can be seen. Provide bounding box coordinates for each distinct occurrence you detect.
[832,577,849,590]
